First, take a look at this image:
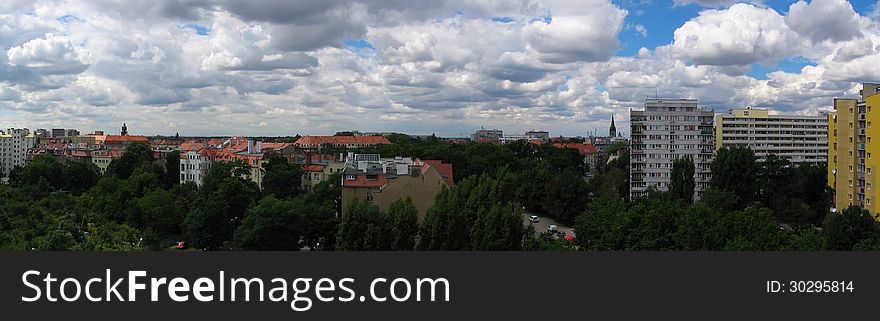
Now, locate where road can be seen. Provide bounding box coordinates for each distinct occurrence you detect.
[522,211,574,238]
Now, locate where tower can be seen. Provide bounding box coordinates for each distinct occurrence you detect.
[121,123,128,136]
[609,115,617,138]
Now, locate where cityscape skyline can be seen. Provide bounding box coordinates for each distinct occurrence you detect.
[1,0,879,136]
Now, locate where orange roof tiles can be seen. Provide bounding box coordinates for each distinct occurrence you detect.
[103,135,149,144]
[302,164,326,172]
[422,159,454,187]
[552,143,598,156]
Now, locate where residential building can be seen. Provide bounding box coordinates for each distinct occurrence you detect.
[92,148,121,174]
[34,129,49,139]
[51,128,65,138]
[180,149,216,187]
[293,136,391,150]
[472,128,503,144]
[526,130,550,143]
[341,159,454,221]
[65,129,80,137]
[828,83,880,214]
[630,99,714,201]
[715,108,828,163]
[0,128,37,178]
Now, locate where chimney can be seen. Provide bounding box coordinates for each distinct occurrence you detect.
[247,140,254,154]
[255,141,262,154]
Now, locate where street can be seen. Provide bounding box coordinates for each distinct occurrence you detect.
[522,211,574,238]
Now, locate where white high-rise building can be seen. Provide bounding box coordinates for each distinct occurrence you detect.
[715,108,828,163]
[630,99,715,201]
[0,128,37,178]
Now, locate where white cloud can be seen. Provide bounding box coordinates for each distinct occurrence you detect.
[7,33,89,72]
[786,0,863,43]
[522,1,627,63]
[672,4,803,67]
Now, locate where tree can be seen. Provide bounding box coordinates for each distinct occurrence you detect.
[709,146,757,208]
[336,199,389,250]
[387,198,419,250]
[183,196,232,250]
[262,155,302,199]
[106,142,154,179]
[669,157,695,204]
[234,196,304,250]
[822,206,879,250]
[164,152,181,187]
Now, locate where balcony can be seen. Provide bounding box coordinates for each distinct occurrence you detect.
[700,130,713,135]
[859,143,866,151]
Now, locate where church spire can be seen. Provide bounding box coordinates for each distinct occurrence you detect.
[121,122,128,136]
[609,115,617,137]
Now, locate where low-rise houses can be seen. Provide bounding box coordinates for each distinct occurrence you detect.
[341,157,454,221]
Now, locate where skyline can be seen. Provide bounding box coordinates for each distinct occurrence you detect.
[0,0,879,136]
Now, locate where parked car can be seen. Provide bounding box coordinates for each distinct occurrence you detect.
[176,240,187,250]
[529,215,539,223]
[556,231,566,237]
[548,225,558,233]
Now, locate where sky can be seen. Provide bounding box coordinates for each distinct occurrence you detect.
[0,0,879,137]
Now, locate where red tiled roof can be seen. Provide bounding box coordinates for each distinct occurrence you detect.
[103,135,149,144]
[207,138,225,146]
[261,142,291,149]
[529,139,543,145]
[294,136,391,147]
[422,159,454,187]
[180,140,206,151]
[552,143,598,156]
[302,164,326,172]
[342,174,388,187]
[310,153,338,163]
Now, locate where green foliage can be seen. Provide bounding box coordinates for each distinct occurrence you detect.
[262,155,302,199]
[164,152,180,187]
[234,196,304,250]
[106,142,154,179]
[710,146,757,208]
[420,169,525,250]
[669,157,695,204]
[9,155,101,195]
[822,206,879,250]
[336,199,389,250]
[387,198,418,250]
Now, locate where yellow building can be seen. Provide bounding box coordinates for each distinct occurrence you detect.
[828,83,880,215]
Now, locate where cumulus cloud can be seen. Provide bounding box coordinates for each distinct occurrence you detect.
[522,0,627,63]
[0,0,875,136]
[786,0,863,43]
[672,4,803,67]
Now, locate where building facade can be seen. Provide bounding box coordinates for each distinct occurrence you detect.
[472,128,503,143]
[0,128,37,178]
[630,99,714,201]
[180,149,216,187]
[341,159,453,222]
[715,108,828,163]
[828,83,880,214]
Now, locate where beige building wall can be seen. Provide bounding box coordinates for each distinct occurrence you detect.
[341,165,449,222]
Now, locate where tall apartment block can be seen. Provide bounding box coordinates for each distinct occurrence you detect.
[630,99,715,201]
[0,128,37,178]
[715,108,828,163]
[828,83,880,213]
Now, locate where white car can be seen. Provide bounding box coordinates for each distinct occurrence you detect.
[529,215,539,223]
[547,225,558,233]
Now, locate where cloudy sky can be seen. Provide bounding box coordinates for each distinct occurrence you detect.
[1,0,879,137]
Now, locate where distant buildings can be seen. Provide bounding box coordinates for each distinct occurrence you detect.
[293,136,391,150]
[341,155,453,221]
[828,83,880,213]
[715,108,828,163]
[472,128,503,144]
[51,128,65,138]
[0,128,37,178]
[630,99,714,201]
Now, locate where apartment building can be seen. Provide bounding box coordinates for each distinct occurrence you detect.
[828,83,880,214]
[630,99,715,201]
[715,108,828,163]
[0,128,37,178]
[341,159,454,222]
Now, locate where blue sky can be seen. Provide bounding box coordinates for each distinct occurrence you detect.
[0,0,879,136]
